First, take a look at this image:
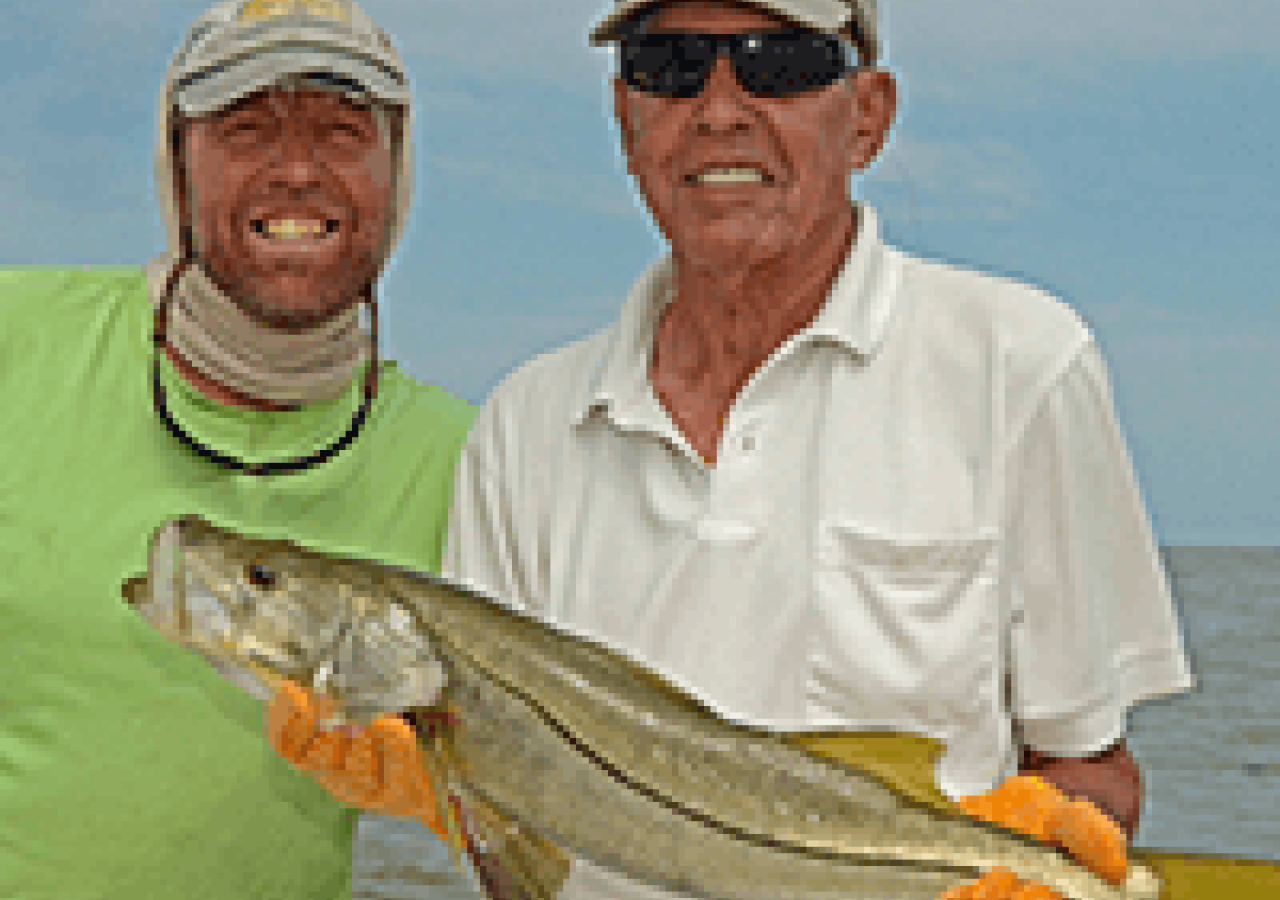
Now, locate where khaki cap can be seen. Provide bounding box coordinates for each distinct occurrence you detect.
[169,0,410,117]
[589,0,880,62]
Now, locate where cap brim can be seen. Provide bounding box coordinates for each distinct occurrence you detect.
[588,0,660,46]
[588,0,880,61]
[174,46,409,116]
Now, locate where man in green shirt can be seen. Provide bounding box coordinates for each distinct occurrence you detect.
[0,1,473,897]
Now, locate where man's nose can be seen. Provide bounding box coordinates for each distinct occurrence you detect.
[267,122,326,190]
[693,56,754,135]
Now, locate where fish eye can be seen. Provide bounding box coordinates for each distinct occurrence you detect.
[245,563,278,590]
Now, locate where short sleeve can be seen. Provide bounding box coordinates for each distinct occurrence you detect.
[1004,340,1196,756]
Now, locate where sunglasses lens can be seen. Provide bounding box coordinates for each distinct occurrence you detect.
[622,34,717,99]
[736,32,848,97]
[622,31,848,99]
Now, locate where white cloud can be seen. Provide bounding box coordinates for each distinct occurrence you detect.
[0,151,149,265]
[422,152,635,219]
[864,136,1044,225]
[55,0,1280,100]
[882,0,1280,61]
[377,0,1280,73]
[382,305,617,402]
[1087,296,1280,348]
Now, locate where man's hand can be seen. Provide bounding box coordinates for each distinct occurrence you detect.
[1019,741,1142,841]
[941,775,1130,900]
[267,679,449,840]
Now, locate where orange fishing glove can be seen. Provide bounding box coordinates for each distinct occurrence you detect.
[939,775,1130,900]
[267,679,450,841]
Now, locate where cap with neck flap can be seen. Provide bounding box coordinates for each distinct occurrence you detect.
[153,0,415,279]
[146,0,416,410]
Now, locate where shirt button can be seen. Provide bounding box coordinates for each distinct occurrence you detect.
[740,435,756,453]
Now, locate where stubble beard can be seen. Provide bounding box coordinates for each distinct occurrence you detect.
[198,227,376,331]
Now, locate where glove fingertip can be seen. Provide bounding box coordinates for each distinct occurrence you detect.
[938,880,980,900]
[419,807,452,844]
[372,713,418,745]
[344,730,382,796]
[275,679,325,741]
[1047,800,1129,885]
[981,867,1021,897]
[299,729,348,774]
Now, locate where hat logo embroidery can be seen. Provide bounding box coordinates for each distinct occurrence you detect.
[238,0,350,24]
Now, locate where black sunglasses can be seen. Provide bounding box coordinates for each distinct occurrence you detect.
[621,29,852,100]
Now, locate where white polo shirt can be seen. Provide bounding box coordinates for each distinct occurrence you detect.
[444,204,1195,900]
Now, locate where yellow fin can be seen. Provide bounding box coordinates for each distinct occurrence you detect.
[784,731,959,815]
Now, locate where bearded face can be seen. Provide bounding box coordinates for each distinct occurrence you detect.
[178,87,397,329]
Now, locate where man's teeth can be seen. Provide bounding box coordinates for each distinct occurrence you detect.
[257,219,331,240]
[696,167,767,184]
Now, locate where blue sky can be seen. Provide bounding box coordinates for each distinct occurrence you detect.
[3,0,1277,545]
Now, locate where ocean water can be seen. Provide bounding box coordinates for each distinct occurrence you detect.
[1128,547,1280,861]
[353,547,1280,899]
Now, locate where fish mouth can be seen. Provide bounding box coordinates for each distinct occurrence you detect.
[121,519,191,640]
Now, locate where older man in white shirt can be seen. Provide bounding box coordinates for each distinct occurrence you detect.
[445,1,1195,898]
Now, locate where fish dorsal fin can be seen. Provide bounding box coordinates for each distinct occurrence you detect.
[787,731,957,815]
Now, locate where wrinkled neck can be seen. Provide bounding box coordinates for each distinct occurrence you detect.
[656,208,856,392]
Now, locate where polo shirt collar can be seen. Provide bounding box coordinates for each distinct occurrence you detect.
[573,203,900,428]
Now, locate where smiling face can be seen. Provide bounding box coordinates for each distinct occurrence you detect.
[177,87,397,328]
[614,1,895,274]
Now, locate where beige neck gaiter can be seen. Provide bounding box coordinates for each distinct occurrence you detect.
[145,256,371,407]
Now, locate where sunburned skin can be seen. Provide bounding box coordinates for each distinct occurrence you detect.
[166,87,397,409]
[613,1,896,464]
[611,3,1143,888]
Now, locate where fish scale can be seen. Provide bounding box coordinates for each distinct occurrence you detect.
[124,518,1163,900]
[385,570,1149,900]
[442,650,967,900]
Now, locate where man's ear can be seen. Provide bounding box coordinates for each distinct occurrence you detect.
[613,77,638,167]
[847,69,898,172]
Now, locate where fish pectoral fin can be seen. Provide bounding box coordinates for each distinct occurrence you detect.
[418,737,465,866]
[471,793,570,900]
[461,789,572,900]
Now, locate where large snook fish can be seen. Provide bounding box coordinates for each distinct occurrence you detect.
[123,517,1162,900]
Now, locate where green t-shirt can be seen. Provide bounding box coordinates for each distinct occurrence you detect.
[0,266,476,899]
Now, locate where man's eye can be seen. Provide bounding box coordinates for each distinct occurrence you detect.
[224,121,268,142]
[325,123,366,143]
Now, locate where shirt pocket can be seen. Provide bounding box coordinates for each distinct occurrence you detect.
[810,519,1001,735]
